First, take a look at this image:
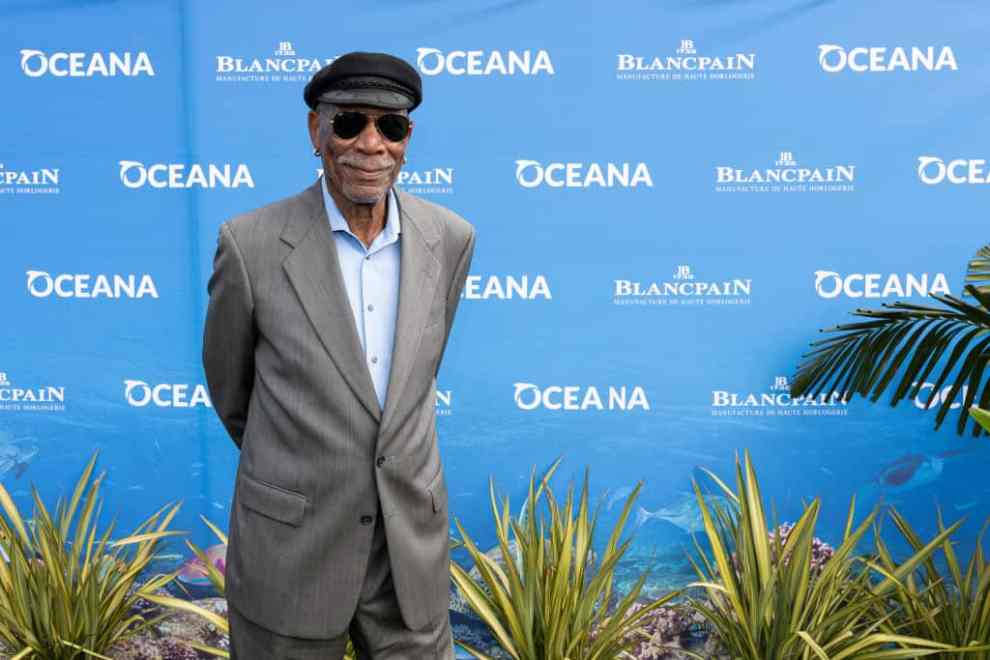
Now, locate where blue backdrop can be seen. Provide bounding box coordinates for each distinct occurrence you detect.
[1,0,987,604]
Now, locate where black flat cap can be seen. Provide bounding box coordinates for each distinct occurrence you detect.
[304,51,422,111]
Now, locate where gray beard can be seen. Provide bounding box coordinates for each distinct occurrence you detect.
[341,185,387,205]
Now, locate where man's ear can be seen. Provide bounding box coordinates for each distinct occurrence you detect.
[307,110,320,151]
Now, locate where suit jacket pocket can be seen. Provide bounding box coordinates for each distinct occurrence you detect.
[238,472,308,526]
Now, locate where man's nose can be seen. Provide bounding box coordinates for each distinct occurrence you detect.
[354,117,386,153]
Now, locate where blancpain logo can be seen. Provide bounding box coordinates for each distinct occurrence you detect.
[712,376,848,418]
[917,157,990,185]
[216,41,336,82]
[124,380,212,408]
[26,270,159,299]
[396,167,454,195]
[715,151,855,193]
[514,383,650,411]
[416,48,554,76]
[435,388,453,416]
[0,164,60,195]
[515,160,652,189]
[119,160,254,189]
[317,165,454,194]
[20,49,154,77]
[462,274,552,300]
[818,44,958,73]
[814,270,950,299]
[617,39,755,81]
[614,265,751,307]
[0,372,66,413]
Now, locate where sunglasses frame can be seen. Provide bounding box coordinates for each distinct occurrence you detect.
[329,111,412,143]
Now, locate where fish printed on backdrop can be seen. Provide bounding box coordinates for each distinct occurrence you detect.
[173,543,227,599]
[633,491,735,535]
[604,485,635,513]
[856,448,977,508]
[0,430,39,481]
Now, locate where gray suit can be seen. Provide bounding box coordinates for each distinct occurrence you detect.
[202,180,475,642]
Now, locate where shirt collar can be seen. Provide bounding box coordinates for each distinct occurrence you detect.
[320,174,401,244]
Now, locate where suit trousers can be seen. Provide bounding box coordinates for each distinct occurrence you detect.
[228,501,455,660]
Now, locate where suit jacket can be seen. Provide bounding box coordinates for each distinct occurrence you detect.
[202,179,476,639]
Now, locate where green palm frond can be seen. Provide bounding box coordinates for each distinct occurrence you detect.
[791,247,990,435]
[964,245,990,298]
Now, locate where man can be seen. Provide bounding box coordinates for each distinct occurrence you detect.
[202,51,476,659]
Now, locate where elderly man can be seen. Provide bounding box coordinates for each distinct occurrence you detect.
[202,51,476,659]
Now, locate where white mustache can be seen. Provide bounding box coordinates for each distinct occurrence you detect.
[337,154,395,172]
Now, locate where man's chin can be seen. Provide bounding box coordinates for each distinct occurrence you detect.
[342,186,387,206]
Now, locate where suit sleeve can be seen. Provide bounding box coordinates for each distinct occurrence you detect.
[435,228,476,378]
[202,222,256,450]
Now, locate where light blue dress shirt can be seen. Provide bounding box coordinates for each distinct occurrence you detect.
[320,175,401,410]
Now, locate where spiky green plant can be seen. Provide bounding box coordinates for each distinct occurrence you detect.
[0,449,184,659]
[141,515,230,658]
[449,457,680,660]
[860,406,990,658]
[791,244,990,437]
[688,449,971,659]
[871,506,990,658]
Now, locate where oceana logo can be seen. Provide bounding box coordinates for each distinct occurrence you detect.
[119,161,254,189]
[917,157,990,185]
[26,270,159,299]
[513,383,650,411]
[515,160,653,189]
[817,45,958,73]
[416,48,554,76]
[462,274,552,300]
[911,381,969,411]
[814,270,950,299]
[124,380,212,408]
[19,49,154,77]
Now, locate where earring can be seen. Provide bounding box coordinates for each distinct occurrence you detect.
[401,155,407,164]
[313,147,321,156]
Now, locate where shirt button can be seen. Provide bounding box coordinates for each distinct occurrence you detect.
[367,304,374,312]
[376,456,386,468]
[360,514,374,525]
[371,356,378,364]
[365,255,371,260]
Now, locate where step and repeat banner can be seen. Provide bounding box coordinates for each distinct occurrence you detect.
[1,0,987,590]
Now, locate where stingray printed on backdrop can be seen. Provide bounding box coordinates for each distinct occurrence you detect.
[0,0,987,637]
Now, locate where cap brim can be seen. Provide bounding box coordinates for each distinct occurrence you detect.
[317,88,413,110]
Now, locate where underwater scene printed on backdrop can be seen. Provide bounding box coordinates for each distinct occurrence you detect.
[0,371,984,594]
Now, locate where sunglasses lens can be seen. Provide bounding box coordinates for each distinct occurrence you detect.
[377,114,410,142]
[332,112,367,139]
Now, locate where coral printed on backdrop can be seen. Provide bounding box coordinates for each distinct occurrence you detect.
[1,1,989,658]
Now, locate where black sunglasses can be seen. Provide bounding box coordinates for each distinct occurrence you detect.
[330,111,411,142]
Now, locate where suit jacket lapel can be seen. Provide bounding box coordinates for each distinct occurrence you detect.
[380,190,441,433]
[281,180,382,422]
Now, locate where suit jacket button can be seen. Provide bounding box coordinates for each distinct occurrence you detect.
[360,515,373,525]
[376,456,386,468]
